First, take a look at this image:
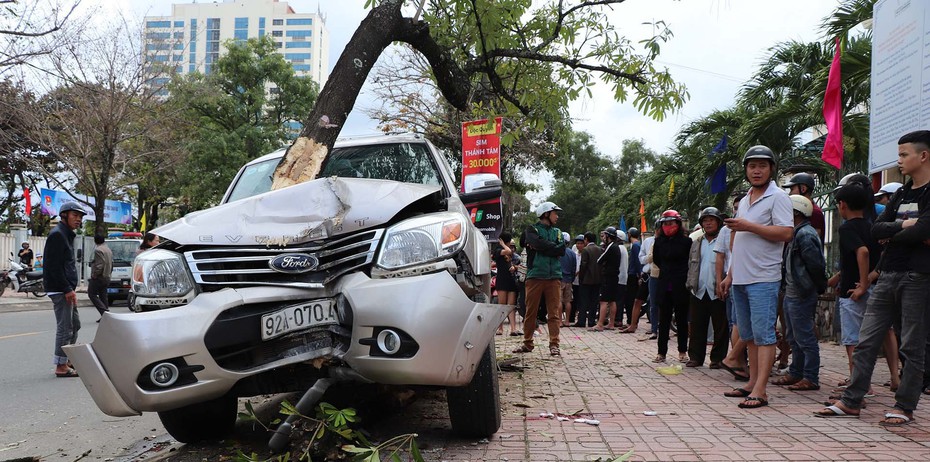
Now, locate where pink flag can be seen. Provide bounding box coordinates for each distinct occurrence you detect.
[24,187,31,217]
[822,38,843,169]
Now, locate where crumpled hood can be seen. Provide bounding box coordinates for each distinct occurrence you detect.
[154,177,443,246]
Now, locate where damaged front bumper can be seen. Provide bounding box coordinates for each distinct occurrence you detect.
[64,271,507,417]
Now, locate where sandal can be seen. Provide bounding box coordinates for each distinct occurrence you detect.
[678,353,689,363]
[771,375,801,386]
[652,355,666,363]
[738,396,769,409]
[724,388,751,398]
[813,404,859,418]
[879,411,914,426]
[549,346,561,356]
[512,345,533,354]
[786,379,820,391]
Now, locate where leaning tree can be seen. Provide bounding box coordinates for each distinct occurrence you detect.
[271,0,687,189]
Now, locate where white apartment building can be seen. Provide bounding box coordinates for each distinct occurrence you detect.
[144,0,329,88]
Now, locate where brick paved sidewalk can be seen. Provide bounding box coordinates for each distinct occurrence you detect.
[422,322,929,461]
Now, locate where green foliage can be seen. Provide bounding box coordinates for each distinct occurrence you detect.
[234,400,424,462]
[168,35,319,210]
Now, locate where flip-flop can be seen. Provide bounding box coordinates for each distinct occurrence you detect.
[721,362,750,381]
[813,405,859,418]
[55,369,79,378]
[509,332,522,336]
[512,345,533,354]
[738,397,769,409]
[724,388,751,398]
[879,412,913,426]
[787,380,821,391]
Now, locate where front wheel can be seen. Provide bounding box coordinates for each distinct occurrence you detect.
[446,343,501,437]
[157,394,238,443]
[32,291,47,297]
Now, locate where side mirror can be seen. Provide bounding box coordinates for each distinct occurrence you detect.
[460,173,503,204]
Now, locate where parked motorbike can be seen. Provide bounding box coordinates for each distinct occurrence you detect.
[1,253,46,297]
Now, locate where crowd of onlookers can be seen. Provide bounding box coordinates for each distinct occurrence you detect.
[491,129,930,427]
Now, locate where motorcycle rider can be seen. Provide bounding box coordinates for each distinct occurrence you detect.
[18,242,34,269]
[44,201,86,378]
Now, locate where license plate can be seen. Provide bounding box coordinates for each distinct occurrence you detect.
[261,299,337,341]
[107,288,119,294]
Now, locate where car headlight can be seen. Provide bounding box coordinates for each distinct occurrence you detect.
[132,249,194,297]
[376,212,467,270]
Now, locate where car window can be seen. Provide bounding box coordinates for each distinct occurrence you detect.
[320,143,441,186]
[107,241,140,264]
[225,142,442,203]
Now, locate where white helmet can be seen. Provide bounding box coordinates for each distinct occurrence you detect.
[875,182,903,197]
[535,201,562,217]
[562,232,570,242]
[616,230,627,242]
[789,194,813,217]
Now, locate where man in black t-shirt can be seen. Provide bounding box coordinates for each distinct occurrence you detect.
[829,184,895,395]
[817,130,930,426]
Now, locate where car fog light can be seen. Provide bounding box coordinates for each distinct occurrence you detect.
[150,362,180,387]
[377,329,402,355]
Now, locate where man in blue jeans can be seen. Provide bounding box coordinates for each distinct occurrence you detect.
[719,146,793,409]
[44,201,86,378]
[817,130,930,425]
[773,195,826,391]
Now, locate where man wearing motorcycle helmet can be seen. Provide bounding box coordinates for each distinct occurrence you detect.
[719,145,793,409]
[44,201,87,378]
[18,242,34,268]
[652,210,693,364]
[514,201,566,356]
[782,172,825,240]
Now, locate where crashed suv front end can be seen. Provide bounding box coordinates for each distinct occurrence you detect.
[65,136,506,442]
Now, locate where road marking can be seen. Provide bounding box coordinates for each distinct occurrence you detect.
[0,331,45,340]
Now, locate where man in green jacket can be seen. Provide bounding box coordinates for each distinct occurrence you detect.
[514,201,566,356]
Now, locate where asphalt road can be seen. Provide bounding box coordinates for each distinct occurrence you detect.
[0,298,170,462]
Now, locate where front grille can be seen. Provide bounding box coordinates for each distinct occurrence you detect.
[185,229,383,289]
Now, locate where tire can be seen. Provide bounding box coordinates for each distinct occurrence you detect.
[0,281,7,297]
[446,343,501,437]
[32,291,47,297]
[107,296,114,306]
[157,394,238,443]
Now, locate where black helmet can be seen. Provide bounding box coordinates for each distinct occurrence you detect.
[628,227,640,238]
[603,226,618,238]
[782,172,815,193]
[698,206,723,223]
[832,173,872,193]
[742,145,776,166]
[59,201,87,216]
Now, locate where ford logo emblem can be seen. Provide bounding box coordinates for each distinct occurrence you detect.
[268,253,319,274]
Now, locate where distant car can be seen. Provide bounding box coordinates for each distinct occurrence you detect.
[103,237,142,305]
[65,134,506,443]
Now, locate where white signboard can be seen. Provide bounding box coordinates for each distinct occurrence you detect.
[869,0,930,173]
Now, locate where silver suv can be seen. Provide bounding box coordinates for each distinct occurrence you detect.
[65,134,506,443]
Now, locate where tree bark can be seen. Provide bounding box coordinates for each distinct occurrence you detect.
[272,0,470,189]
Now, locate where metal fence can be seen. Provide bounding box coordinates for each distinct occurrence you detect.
[0,233,95,287]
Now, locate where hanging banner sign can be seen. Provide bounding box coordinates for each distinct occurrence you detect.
[462,117,503,240]
[40,188,133,225]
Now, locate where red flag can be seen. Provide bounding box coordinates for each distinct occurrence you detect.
[822,38,843,169]
[24,187,31,217]
[639,198,647,232]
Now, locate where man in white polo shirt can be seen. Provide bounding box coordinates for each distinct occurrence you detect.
[719,146,793,409]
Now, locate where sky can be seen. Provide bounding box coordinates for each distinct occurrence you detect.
[110,0,843,161]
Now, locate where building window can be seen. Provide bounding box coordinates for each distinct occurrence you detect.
[146,32,171,40]
[285,41,311,49]
[172,54,183,61]
[274,42,282,48]
[205,64,212,74]
[292,64,311,72]
[234,17,248,28]
[173,20,184,28]
[189,41,196,52]
[206,18,220,29]
[269,86,280,94]
[189,64,196,73]
[259,17,266,28]
[234,30,248,40]
[146,43,170,51]
[207,42,219,52]
[286,18,312,26]
[190,19,197,39]
[207,30,220,41]
[272,30,283,37]
[285,30,311,38]
[173,43,184,50]
[272,19,283,26]
[173,31,184,39]
[146,20,171,28]
[284,53,311,60]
